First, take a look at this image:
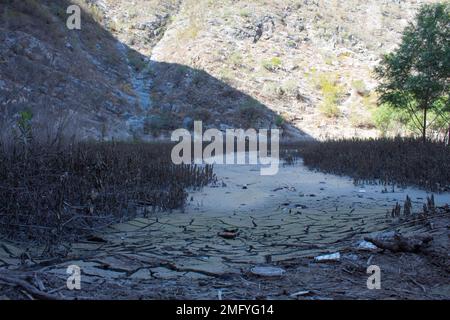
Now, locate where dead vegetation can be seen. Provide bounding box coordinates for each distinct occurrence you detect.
[1,209,448,300]
[0,140,216,247]
[288,138,450,191]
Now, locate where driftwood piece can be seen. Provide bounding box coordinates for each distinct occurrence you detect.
[0,273,62,300]
[218,228,239,239]
[364,231,433,253]
[250,266,286,277]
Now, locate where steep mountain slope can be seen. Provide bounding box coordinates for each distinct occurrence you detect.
[0,0,440,141]
[140,0,440,139]
[0,0,140,140]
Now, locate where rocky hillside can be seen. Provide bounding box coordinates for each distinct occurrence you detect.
[0,0,441,141]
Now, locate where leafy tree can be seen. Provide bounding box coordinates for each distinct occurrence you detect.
[375,3,449,142]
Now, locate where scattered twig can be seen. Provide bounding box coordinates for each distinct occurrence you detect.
[0,273,64,300]
[408,277,427,293]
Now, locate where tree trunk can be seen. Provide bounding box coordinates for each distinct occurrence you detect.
[447,124,450,146]
[422,107,427,142]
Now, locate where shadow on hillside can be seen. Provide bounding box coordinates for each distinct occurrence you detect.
[1,0,313,141]
[136,59,313,141]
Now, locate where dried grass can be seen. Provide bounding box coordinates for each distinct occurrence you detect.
[0,140,216,244]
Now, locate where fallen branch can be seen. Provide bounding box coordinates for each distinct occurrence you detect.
[162,262,229,278]
[0,273,63,300]
[365,231,433,253]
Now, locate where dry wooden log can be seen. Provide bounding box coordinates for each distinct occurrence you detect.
[364,231,433,253]
[0,273,62,300]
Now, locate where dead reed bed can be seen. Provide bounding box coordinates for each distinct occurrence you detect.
[0,141,215,244]
[295,138,450,191]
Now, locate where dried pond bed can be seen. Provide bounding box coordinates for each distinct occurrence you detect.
[1,162,449,300]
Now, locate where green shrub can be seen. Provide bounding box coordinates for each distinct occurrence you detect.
[262,57,282,72]
[352,80,370,96]
[372,103,410,136]
[286,40,297,48]
[319,100,341,118]
[49,2,67,21]
[315,73,345,118]
[218,67,234,83]
[238,98,263,127]
[191,70,206,86]
[144,112,176,136]
[228,52,243,67]
[324,56,334,65]
[127,50,147,72]
[350,112,375,129]
[262,82,279,97]
[317,74,343,97]
[280,80,298,96]
[177,18,201,41]
[275,114,285,127]
[362,92,377,109]
[16,110,33,145]
[239,8,251,18]
[87,3,104,23]
[263,82,295,98]
[192,107,212,122]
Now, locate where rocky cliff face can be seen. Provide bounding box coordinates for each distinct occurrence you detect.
[1,0,136,140]
[0,0,440,141]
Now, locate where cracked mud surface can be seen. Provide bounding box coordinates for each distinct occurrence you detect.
[1,161,449,300]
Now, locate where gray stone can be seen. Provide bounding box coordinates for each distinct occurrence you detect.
[182,116,193,129]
